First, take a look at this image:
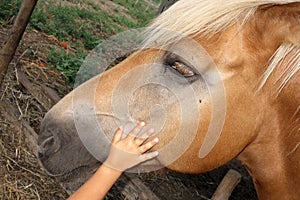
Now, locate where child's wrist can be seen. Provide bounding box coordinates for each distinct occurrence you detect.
[100,162,124,175]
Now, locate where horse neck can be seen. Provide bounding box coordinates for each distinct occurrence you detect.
[255,3,300,45]
[238,72,300,200]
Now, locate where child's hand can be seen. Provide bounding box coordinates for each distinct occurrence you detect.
[104,122,159,171]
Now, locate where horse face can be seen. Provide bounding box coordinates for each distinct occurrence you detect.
[39,28,252,180]
[38,33,259,178]
[38,45,207,175]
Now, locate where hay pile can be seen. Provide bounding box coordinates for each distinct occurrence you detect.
[0,26,71,199]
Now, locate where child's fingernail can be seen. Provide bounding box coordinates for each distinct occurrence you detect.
[153,137,159,143]
[119,126,123,131]
[139,121,145,126]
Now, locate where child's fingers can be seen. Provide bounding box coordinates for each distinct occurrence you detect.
[134,128,155,146]
[112,127,123,144]
[126,121,145,139]
[139,151,159,162]
[138,137,159,153]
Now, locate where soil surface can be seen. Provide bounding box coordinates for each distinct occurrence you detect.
[0,5,258,200]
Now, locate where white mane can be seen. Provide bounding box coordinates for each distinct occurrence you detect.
[144,0,299,47]
[258,44,300,95]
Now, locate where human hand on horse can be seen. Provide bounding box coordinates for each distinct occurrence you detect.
[104,121,159,171]
[68,122,159,200]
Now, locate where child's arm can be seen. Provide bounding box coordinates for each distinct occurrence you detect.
[68,122,159,200]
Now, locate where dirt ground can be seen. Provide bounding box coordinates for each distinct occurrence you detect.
[0,26,71,199]
[0,24,258,200]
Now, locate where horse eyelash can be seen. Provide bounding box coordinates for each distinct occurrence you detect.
[170,61,195,77]
[164,53,196,78]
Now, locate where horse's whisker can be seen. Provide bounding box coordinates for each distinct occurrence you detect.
[94,112,134,124]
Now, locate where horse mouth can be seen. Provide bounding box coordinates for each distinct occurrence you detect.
[56,163,100,193]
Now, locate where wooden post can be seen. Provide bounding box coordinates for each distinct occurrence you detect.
[211,169,242,200]
[0,0,38,85]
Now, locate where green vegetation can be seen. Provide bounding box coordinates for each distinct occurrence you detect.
[0,0,159,82]
[0,0,22,26]
[111,0,158,27]
[47,48,86,83]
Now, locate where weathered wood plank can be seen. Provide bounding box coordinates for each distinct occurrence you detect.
[16,66,59,111]
[211,169,242,200]
[0,100,38,156]
[117,174,160,200]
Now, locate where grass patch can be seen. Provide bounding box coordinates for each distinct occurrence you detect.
[47,48,86,83]
[111,0,158,26]
[30,2,113,50]
[0,0,22,26]
[0,0,159,83]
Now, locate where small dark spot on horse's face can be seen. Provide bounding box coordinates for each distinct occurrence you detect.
[199,99,202,103]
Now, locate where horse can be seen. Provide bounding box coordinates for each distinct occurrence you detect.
[38,0,300,199]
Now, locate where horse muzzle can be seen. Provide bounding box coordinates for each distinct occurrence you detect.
[38,111,99,177]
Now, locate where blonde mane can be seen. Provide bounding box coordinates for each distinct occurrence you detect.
[258,44,300,95]
[144,0,298,47]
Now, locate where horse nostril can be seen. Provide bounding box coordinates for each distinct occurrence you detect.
[39,136,54,154]
[38,130,61,158]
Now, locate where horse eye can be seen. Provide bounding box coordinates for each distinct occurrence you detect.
[164,53,196,78]
[170,61,195,77]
